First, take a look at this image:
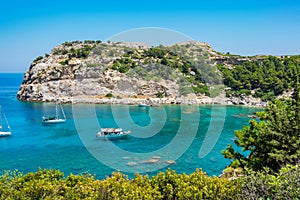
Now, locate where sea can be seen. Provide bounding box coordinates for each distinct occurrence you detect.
[0,73,261,179]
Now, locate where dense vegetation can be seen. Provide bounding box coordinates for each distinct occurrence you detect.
[1,165,299,199]
[223,76,300,173]
[112,47,210,96]
[218,55,300,101]
[0,168,239,200]
[239,165,300,199]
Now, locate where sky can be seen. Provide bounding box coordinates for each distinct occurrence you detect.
[0,0,300,72]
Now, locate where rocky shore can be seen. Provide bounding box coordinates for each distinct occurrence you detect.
[17,40,268,107]
[19,93,266,107]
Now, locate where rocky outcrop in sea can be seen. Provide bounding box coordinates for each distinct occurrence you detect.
[17,40,267,106]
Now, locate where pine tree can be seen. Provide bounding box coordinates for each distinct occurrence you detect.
[222,76,300,172]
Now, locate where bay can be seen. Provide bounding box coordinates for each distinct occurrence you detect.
[0,73,261,179]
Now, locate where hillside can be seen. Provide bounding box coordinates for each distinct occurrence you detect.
[17,40,300,105]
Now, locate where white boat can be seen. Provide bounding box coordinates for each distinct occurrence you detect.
[138,103,150,107]
[0,106,11,137]
[96,128,130,140]
[42,102,66,124]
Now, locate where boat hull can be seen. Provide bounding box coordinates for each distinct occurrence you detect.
[96,128,130,140]
[96,134,128,140]
[138,103,150,107]
[42,119,66,124]
[0,131,11,137]
[42,102,66,125]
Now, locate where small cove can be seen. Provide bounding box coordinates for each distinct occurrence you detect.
[0,73,261,179]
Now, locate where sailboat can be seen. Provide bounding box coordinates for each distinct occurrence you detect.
[42,101,66,124]
[0,106,11,137]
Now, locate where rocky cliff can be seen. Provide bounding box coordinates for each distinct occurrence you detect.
[17,40,266,105]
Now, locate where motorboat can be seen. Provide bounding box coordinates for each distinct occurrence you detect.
[96,128,130,140]
[138,103,150,107]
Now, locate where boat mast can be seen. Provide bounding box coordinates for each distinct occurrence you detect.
[1,106,10,131]
[0,106,2,130]
[55,101,59,119]
[60,104,66,120]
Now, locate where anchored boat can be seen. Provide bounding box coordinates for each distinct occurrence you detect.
[42,101,66,124]
[138,103,150,107]
[96,128,130,140]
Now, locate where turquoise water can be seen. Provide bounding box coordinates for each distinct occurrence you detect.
[0,73,261,179]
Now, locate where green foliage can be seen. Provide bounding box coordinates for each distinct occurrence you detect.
[105,93,113,98]
[0,168,239,200]
[0,169,65,199]
[145,47,167,59]
[231,89,251,97]
[52,41,96,58]
[59,59,68,65]
[99,172,162,199]
[68,45,93,59]
[151,169,239,199]
[218,55,300,101]
[51,43,214,96]
[222,79,300,172]
[33,56,43,63]
[193,85,209,95]
[156,91,164,98]
[1,166,300,199]
[62,41,73,46]
[239,164,300,199]
[84,40,97,44]
[53,49,68,55]
[112,57,136,73]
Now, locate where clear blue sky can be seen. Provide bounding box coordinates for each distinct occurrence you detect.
[0,0,299,72]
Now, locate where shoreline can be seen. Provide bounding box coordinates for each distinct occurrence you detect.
[18,96,267,108]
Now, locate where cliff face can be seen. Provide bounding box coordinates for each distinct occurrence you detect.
[17,40,263,105]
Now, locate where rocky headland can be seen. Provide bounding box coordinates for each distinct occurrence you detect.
[18,40,294,106]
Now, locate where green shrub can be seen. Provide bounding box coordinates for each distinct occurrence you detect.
[53,49,68,55]
[223,84,300,173]
[62,41,73,46]
[225,90,233,97]
[33,56,43,62]
[156,92,164,98]
[218,55,300,101]
[0,168,240,200]
[105,93,113,98]
[112,58,136,73]
[2,166,299,199]
[151,169,239,200]
[59,59,69,65]
[239,165,300,200]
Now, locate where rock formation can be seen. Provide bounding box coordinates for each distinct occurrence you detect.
[17,40,268,106]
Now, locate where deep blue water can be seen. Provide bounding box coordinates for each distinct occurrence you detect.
[0,73,261,179]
